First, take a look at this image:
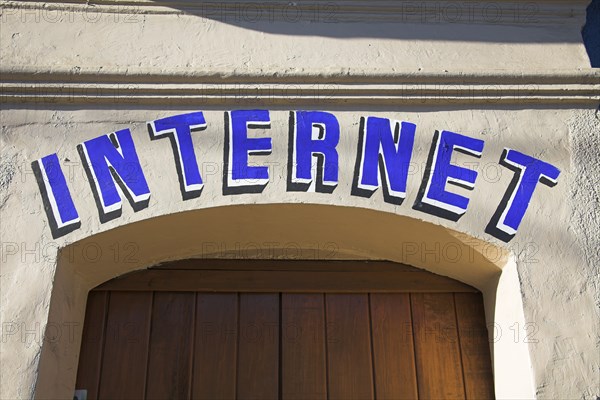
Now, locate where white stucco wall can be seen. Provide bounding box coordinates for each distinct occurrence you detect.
[1,1,599,398]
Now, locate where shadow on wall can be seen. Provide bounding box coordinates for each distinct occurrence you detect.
[152,0,587,43]
[583,0,600,66]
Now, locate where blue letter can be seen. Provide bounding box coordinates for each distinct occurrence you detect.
[413,130,485,221]
[32,154,80,238]
[78,129,151,222]
[486,148,560,242]
[148,112,207,200]
[288,111,340,193]
[223,110,272,194]
[352,116,416,205]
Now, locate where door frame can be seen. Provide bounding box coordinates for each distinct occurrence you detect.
[32,204,535,399]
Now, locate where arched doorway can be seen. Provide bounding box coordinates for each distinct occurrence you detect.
[74,259,494,399]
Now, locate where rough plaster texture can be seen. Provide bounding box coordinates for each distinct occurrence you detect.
[0,0,593,74]
[1,1,599,399]
[558,105,600,398]
[1,105,598,399]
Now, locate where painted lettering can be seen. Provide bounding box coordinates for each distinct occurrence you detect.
[148,111,207,200]
[31,154,81,238]
[413,130,485,221]
[486,148,561,242]
[288,110,340,193]
[32,111,561,242]
[352,116,416,205]
[223,110,272,194]
[78,129,151,222]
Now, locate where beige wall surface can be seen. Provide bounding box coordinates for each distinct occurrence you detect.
[1,1,599,399]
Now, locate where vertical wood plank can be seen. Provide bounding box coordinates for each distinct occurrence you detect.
[97,291,153,400]
[145,292,195,400]
[281,294,327,400]
[370,293,418,399]
[454,293,495,399]
[237,293,279,400]
[326,294,374,400]
[411,293,466,399]
[192,293,238,400]
[75,291,108,400]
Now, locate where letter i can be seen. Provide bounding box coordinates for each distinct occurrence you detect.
[32,154,81,238]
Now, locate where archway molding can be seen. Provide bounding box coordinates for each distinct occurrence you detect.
[34,204,534,399]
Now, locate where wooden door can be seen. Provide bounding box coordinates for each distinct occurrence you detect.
[75,260,495,399]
